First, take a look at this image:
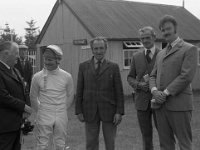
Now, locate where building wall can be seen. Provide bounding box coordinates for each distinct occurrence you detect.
[36,2,200,95]
[35,2,93,65]
[36,2,92,91]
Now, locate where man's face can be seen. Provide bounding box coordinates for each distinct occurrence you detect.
[19,48,27,60]
[92,40,106,61]
[43,49,58,71]
[140,32,155,49]
[7,43,19,67]
[161,22,177,43]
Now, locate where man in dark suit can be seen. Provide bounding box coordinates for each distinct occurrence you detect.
[149,15,197,150]
[75,36,124,150]
[127,26,159,150]
[0,41,32,150]
[14,44,33,92]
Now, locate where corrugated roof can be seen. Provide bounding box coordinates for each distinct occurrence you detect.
[36,0,200,43]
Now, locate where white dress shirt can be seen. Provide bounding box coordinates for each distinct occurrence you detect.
[144,45,156,59]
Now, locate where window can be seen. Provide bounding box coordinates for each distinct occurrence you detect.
[123,41,143,69]
[123,50,139,69]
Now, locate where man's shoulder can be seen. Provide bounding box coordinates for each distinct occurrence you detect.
[105,59,118,66]
[79,60,91,68]
[33,70,43,78]
[81,59,91,65]
[59,68,72,78]
[133,50,144,58]
[182,41,196,49]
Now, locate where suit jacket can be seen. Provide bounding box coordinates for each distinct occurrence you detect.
[150,39,197,111]
[127,48,160,110]
[75,57,124,122]
[0,62,27,133]
[14,58,33,92]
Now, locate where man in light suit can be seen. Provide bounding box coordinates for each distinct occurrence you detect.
[149,15,197,150]
[75,36,124,150]
[127,26,159,150]
[0,41,32,150]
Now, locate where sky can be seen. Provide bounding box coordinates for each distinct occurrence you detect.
[0,0,200,39]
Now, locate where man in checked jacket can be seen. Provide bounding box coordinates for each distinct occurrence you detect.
[75,36,124,150]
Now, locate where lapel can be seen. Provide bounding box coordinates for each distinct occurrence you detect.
[90,57,110,79]
[89,57,96,76]
[142,50,148,66]
[98,59,110,77]
[0,62,23,85]
[164,39,184,59]
[13,68,25,85]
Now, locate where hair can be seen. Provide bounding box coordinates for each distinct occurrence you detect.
[89,36,108,50]
[139,26,156,38]
[0,41,13,53]
[43,48,62,61]
[159,15,177,30]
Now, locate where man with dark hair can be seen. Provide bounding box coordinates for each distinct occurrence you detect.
[150,15,197,150]
[75,36,124,150]
[158,15,177,31]
[14,45,33,92]
[0,41,32,150]
[127,26,159,150]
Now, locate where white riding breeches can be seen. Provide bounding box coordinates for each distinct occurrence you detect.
[35,103,68,150]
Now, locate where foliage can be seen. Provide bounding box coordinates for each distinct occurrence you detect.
[24,19,40,51]
[0,24,22,44]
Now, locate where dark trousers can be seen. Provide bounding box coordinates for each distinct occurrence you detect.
[137,104,157,150]
[155,106,192,150]
[0,130,21,150]
[85,112,117,150]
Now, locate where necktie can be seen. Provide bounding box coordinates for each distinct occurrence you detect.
[166,44,172,54]
[96,61,101,75]
[146,49,151,63]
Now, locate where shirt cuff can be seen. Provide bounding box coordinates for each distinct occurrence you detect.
[151,87,157,93]
[163,89,170,96]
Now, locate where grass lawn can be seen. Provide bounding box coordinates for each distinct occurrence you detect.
[22,95,200,150]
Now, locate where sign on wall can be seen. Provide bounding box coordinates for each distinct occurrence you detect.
[73,39,87,45]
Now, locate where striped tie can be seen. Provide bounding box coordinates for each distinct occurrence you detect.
[96,61,101,75]
[146,49,151,63]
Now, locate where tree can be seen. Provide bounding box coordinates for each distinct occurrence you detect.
[0,23,22,44]
[24,19,40,50]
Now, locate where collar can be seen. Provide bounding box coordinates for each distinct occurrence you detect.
[144,45,156,55]
[94,57,105,64]
[170,37,181,48]
[0,59,10,69]
[42,67,60,77]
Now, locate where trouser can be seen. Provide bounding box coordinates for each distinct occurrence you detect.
[0,130,21,150]
[155,105,192,150]
[85,112,117,150]
[137,104,157,150]
[35,103,68,150]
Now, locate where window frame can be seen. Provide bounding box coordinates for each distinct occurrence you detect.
[123,41,143,69]
[123,49,142,69]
